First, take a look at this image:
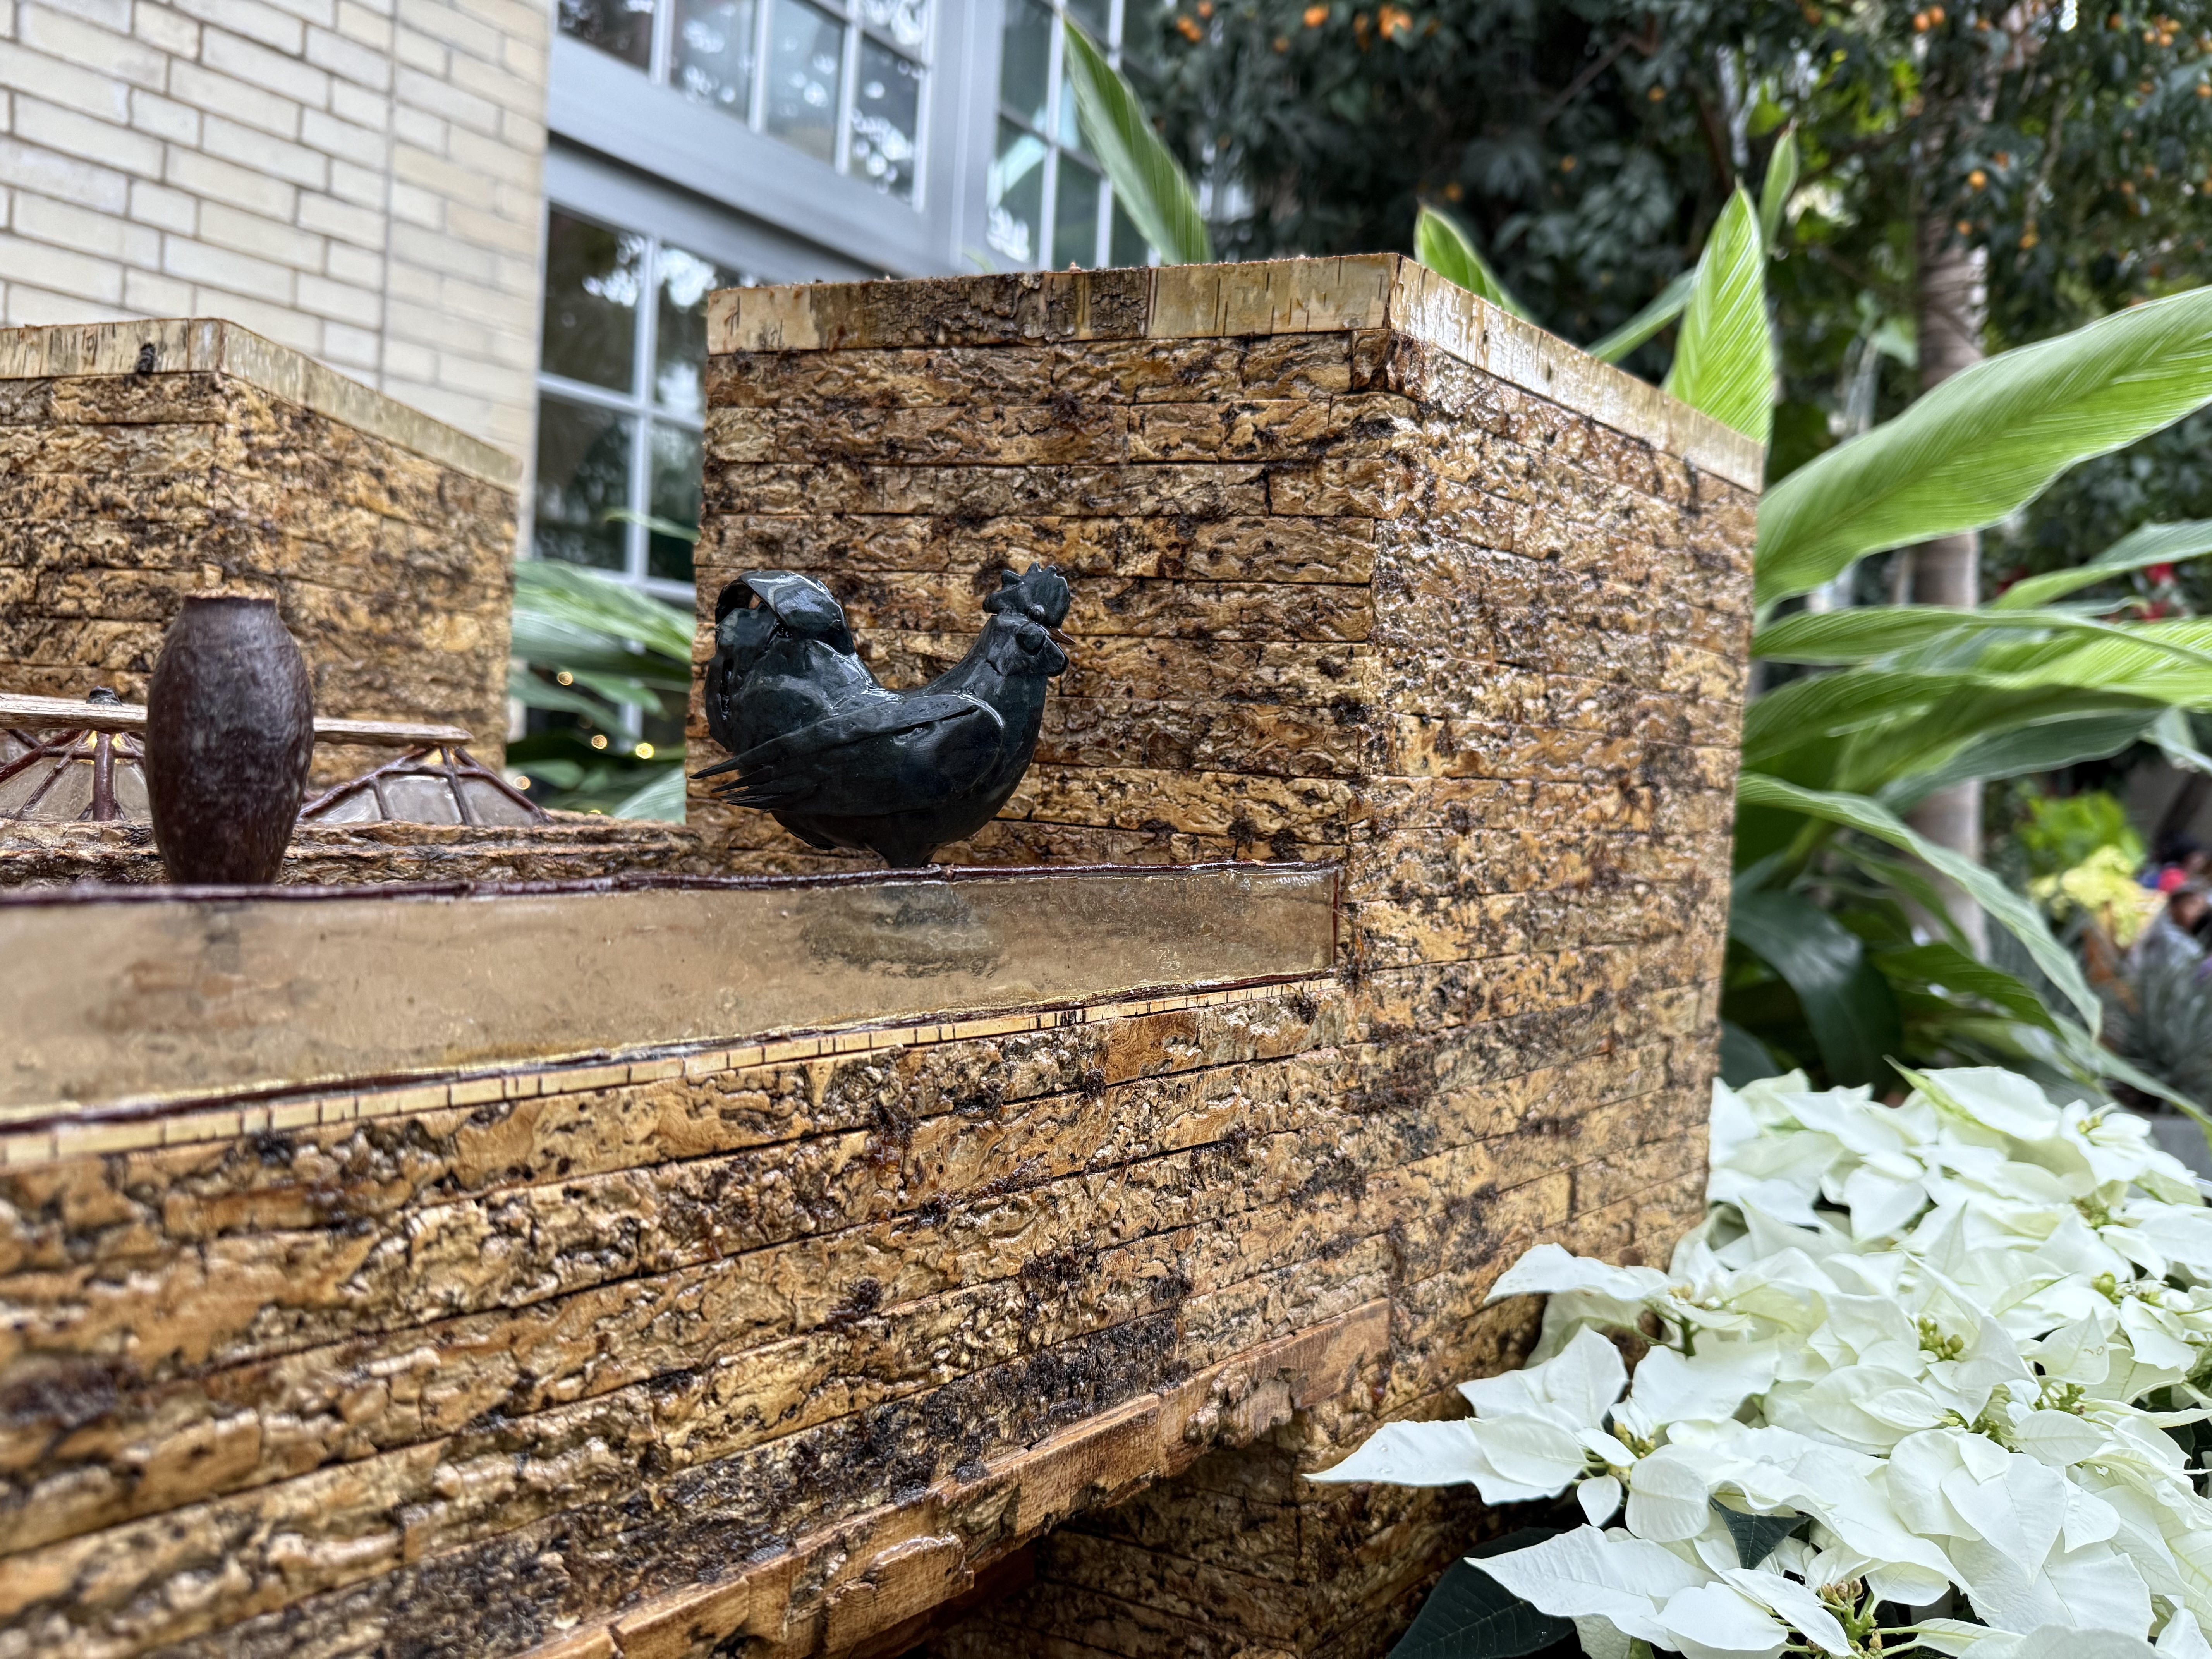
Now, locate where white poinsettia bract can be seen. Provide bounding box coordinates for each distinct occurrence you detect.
[1314,1066,2212,1659]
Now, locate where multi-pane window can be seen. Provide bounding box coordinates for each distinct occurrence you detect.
[559,0,931,201]
[989,0,1147,270]
[534,207,740,601]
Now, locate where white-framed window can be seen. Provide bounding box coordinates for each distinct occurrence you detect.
[988,0,1147,270]
[532,204,746,607]
[558,0,933,203]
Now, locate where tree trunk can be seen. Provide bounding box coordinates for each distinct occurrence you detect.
[1907,214,1989,951]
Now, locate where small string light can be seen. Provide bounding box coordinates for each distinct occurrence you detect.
[634,742,656,759]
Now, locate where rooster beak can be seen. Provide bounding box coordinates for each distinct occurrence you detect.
[1046,626,1075,653]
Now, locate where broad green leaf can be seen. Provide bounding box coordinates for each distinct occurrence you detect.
[610,764,687,822]
[1740,669,1963,765]
[515,559,694,663]
[1389,1535,1575,1659]
[1413,205,1533,321]
[1586,270,1692,364]
[507,665,625,720]
[604,507,702,544]
[1729,888,1902,1087]
[1664,185,1772,445]
[1757,129,1799,251]
[1832,686,2165,794]
[568,668,679,711]
[1714,1502,1801,1568]
[1881,709,2160,809]
[1734,773,2100,1033]
[1753,605,2212,671]
[1755,285,2212,606]
[1063,23,1211,266]
[1718,1021,1781,1089]
[1993,519,2212,610]
[1834,845,1975,956]
[2154,706,2212,773]
[1874,941,2059,1033]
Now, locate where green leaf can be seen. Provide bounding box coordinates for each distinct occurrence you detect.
[1063,22,1211,266]
[1881,709,2160,809]
[1585,270,1693,365]
[1391,1532,1573,1659]
[1719,1020,1781,1088]
[1663,185,1772,445]
[507,665,623,720]
[1757,129,1799,251]
[1755,286,2212,607]
[603,507,702,544]
[1729,888,1902,1087]
[610,764,686,822]
[1752,605,2212,671]
[515,559,694,664]
[1992,519,2212,610]
[1734,774,2100,1034]
[1874,941,2059,1033]
[2153,706,2212,773]
[1413,205,1533,321]
[1714,1502,1801,1568]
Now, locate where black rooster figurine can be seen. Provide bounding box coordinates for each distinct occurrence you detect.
[696,563,1073,867]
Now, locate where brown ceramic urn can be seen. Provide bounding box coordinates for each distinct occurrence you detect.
[144,594,315,884]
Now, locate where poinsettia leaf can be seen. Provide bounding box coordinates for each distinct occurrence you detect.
[1391,1531,1577,1659]
[1713,1502,1802,1569]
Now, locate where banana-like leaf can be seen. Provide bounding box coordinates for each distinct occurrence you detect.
[1874,941,2059,1033]
[1831,686,2166,795]
[1735,773,2100,1032]
[515,560,694,664]
[1753,604,2212,671]
[1758,129,1799,250]
[1880,709,2161,809]
[1755,285,2212,607]
[1993,520,2212,611]
[568,668,680,711]
[1585,270,1693,364]
[1719,1020,1781,1089]
[610,764,687,822]
[1663,185,1772,445]
[508,665,625,720]
[1413,205,1532,321]
[1063,22,1211,266]
[1740,669,1963,765]
[1730,888,1903,1087]
[2154,706,2212,773]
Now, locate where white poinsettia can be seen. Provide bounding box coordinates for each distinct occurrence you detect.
[1320,1066,2212,1658]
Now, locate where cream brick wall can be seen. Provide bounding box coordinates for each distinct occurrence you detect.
[0,0,549,461]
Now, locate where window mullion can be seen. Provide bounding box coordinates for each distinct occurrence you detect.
[1038,10,1062,270]
[834,7,858,176]
[649,0,675,86]
[629,239,660,596]
[749,0,770,128]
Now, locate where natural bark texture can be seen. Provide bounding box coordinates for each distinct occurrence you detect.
[1906,219,1991,950]
[0,321,518,779]
[688,259,1761,1657]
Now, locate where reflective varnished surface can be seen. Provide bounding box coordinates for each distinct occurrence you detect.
[0,862,1336,1118]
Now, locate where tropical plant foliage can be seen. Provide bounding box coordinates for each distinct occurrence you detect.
[508,560,690,819]
[1064,21,1212,266]
[1319,1064,2212,1658]
[1725,270,2212,1104]
[1068,33,2212,1107]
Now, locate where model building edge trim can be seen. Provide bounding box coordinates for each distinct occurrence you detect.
[702,255,1765,493]
[0,317,521,488]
